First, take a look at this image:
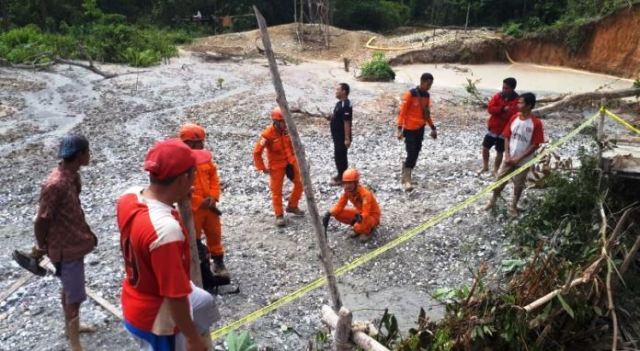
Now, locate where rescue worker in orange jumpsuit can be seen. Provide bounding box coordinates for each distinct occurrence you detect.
[396,73,437,191]
[322,168,381,242]
[179,123,228,277]
[253,107,304,227]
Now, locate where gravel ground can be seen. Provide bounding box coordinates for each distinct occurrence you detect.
[0,52,606,350]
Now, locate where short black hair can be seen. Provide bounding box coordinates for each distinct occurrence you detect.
[503,77,517,89]
[420,73,434,82]
[339,82,350,95]
[60,135,89,162]
[520,92,536,109]
[149,167,195,186]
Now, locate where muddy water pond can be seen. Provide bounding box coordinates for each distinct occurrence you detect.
[394,63,633,95]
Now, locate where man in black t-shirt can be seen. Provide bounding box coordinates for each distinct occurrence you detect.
[326,83,352,186]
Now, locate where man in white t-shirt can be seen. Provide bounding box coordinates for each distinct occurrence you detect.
[485,93,544,216]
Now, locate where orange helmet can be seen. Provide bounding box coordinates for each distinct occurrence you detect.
[342,168,360,182]
[271,107,284,121]
[179,123,205,141]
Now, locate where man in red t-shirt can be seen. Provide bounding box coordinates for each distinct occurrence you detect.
[116,139,218,351]
[486,93,544,216]
[479,77,519,176]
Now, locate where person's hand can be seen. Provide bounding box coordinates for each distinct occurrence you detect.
[322,211,331,228]
[344,139,351,148]
[185,335,206,351]
[199,197,212,210]
[429,129,437,139]
[31,246,46,259]
[504,156,514,167]
[396,129,404,140]
[502,106,509,113]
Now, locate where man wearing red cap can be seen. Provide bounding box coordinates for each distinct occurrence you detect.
[116,139,218,351]
[178,123,227,279]
[322,168,381,242]
[253,107,304,227]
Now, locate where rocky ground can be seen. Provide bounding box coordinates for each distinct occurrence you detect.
[0,48,625,351]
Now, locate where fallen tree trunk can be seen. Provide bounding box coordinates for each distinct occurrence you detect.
[533,88,640,116]
[54,57,118,79]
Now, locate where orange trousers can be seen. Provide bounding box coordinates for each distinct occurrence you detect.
[333,208,379,235]
[193,208,223,256]
[269,165,303,216]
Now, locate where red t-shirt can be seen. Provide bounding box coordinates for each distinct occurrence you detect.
[116,187,192,335]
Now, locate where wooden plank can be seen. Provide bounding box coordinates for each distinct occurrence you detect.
[86,287,123,320]
[0,273,32,302]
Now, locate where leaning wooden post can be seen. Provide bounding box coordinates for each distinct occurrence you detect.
[253,6,343,311]
[178,199,203,288]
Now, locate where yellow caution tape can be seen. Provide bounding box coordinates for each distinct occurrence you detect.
[604,109,640,136]
[212,111,605,340]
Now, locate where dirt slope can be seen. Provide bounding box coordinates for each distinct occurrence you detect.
[506,4,640,78]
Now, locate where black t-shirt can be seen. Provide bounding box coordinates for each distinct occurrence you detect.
[331,99,352,140]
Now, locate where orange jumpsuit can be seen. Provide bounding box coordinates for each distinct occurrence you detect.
[191,149,223,256]
[253,125,303,216]
[330,184,381,235]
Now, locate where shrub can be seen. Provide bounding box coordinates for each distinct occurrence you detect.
[502,22,523,37]
[359,52,395,82]
[506,151,601,262]
[0,22,189,67]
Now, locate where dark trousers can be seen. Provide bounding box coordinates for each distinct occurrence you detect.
[403,127,425,169]
[333,138,349,178]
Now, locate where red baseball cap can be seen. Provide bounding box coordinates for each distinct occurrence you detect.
[144,139,196,180]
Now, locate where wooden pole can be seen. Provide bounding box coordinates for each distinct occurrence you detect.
[253,6,343,311]
[178,199,203,288]
[321,305,389,351]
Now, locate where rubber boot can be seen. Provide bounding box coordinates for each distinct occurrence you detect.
[211,254,229,279]
[275,216,286,227]
[66,317,84,351]
[401,166,414,191]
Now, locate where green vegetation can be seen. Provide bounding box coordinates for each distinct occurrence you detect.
[368,150,639,350]
[226,331,258,351]
[359,52,396,82]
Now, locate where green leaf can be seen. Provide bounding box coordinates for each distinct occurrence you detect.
[557,294,575,319]
[226,331,258,351]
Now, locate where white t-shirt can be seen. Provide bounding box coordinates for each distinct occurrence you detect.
[504,113,544,164]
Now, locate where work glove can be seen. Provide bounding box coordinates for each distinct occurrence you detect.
[285,164,295,181]
[322,211,331,228]
[352,213,363,225]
